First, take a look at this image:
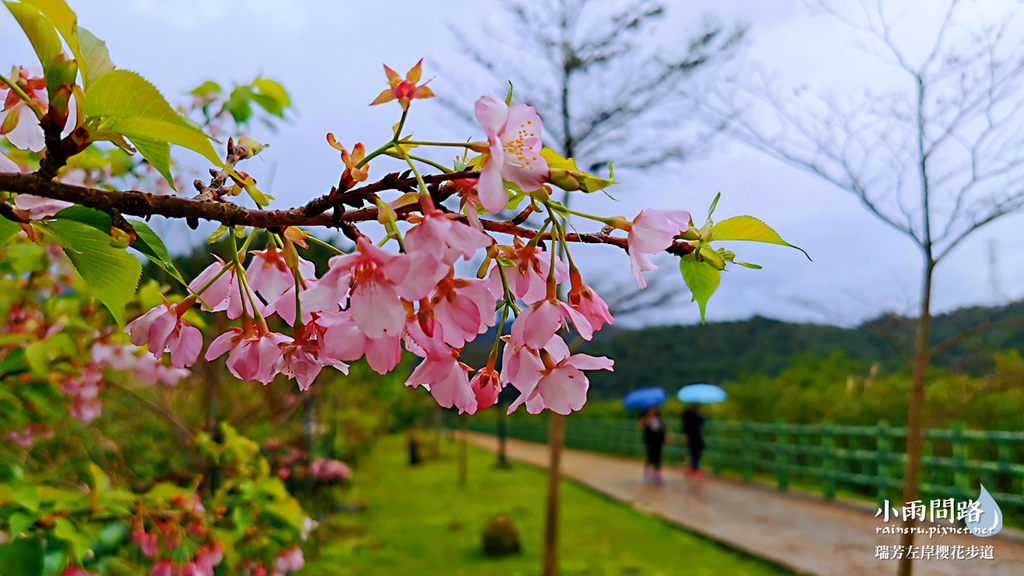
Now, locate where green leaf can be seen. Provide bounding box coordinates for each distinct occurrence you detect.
[0,217,21,248]
[87,462,110,506]
[131,219,185,283]
[252,78,289,115]
[23,341,50,378]
[680,257,721,324]
[9,511,36,536]
[21,0,88,85]
[76,26,115,86]
[127,136,174,190]
[12,485,40,511]
[84,70,192,129]
[43,219,141,324]
[5,1,62,71]
[0,537,44,576]
[710,216,810,260]
[102,116,221,168]
[190,80,221,97]
[225,86,253,124]
[53,518,92,561]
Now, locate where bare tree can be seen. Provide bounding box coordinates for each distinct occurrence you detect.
[700,2,1024,574]
[441,0,745,170]
[443,3,744,574]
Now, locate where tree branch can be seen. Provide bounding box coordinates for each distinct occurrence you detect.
[0,171,695,258]
[928,314,1024,360]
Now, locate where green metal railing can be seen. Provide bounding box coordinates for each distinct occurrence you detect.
[465,418,1024,517]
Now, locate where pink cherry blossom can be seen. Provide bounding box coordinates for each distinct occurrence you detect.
[205,327,291,384]
[405,211,492,266]
[492,238,569,305]
[626,209,690,288]
[510,297,594,350]
[322,313,403,375]
[470,366,502,410]
[69,397,102,424]
[132,353,191,387]
[407,353,477,414]
[150,561,175,576]
[430,274,497,347]
[194,544,223,576]
[1,65,48,152]
[315,237,437,339]
[62,365,102,399]
[500,339,549,414]
[131,528,158,557]
[507,336,613,415]
[277,324,349,391]
[92,342,137,371]
[7,424,52,448]
[474,95,549,213]
[275,547,305,574]
[188,259,255,319]
[246,246,316,303]
[263,278,321,326]
[567,280,614,333]
[125,302,203,368]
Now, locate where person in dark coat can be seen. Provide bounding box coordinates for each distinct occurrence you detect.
[681,404,705,479]
[638,407,668,484]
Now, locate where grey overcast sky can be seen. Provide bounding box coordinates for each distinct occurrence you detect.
[3,0,1022,328]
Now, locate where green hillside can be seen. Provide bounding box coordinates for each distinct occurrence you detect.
[581,304,1024,398]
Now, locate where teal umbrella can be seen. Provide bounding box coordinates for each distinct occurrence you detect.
[676,383,726,404]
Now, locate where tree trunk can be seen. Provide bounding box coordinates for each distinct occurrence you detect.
[496,401,510,468]
[897,265,933,576]
[458,415,468,486]
[543,414,565,576]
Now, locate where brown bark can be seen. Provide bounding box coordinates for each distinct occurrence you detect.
[543,413,566,576]
[0,172,695,258]
[897,265,933,576]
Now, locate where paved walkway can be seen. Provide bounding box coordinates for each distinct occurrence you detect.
[466,432,1024,576]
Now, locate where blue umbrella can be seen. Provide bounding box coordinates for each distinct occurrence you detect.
[676,383,727,404]
[622,387,668,411]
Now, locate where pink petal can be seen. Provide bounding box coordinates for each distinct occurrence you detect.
[205,329,239,361]
[350,281,405,338]
[365,334,402,375]
[474,95,510,134]
[169,324,204,368]
[476,153,508,214]
[538,366,589,415]
[565,353,614,372]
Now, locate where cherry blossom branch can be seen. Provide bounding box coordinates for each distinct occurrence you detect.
[0,171,696,257]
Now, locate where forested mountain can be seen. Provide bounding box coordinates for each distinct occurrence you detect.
[581,303,1024,398]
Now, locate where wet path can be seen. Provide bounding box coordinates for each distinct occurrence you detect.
[466,432,1024,576]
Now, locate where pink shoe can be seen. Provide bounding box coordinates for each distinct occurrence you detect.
[693,470,704,480]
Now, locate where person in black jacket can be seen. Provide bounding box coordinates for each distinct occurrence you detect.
[638,407,668,484]
[681,404,705,479]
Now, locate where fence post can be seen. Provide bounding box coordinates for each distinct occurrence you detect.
[742,421,754,483]
[876,420,891,506]
[951,422,970,502]
[775,421,788,491]
[822,421,836,500]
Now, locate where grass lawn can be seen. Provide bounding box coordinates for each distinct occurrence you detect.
[302,434,793,576]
